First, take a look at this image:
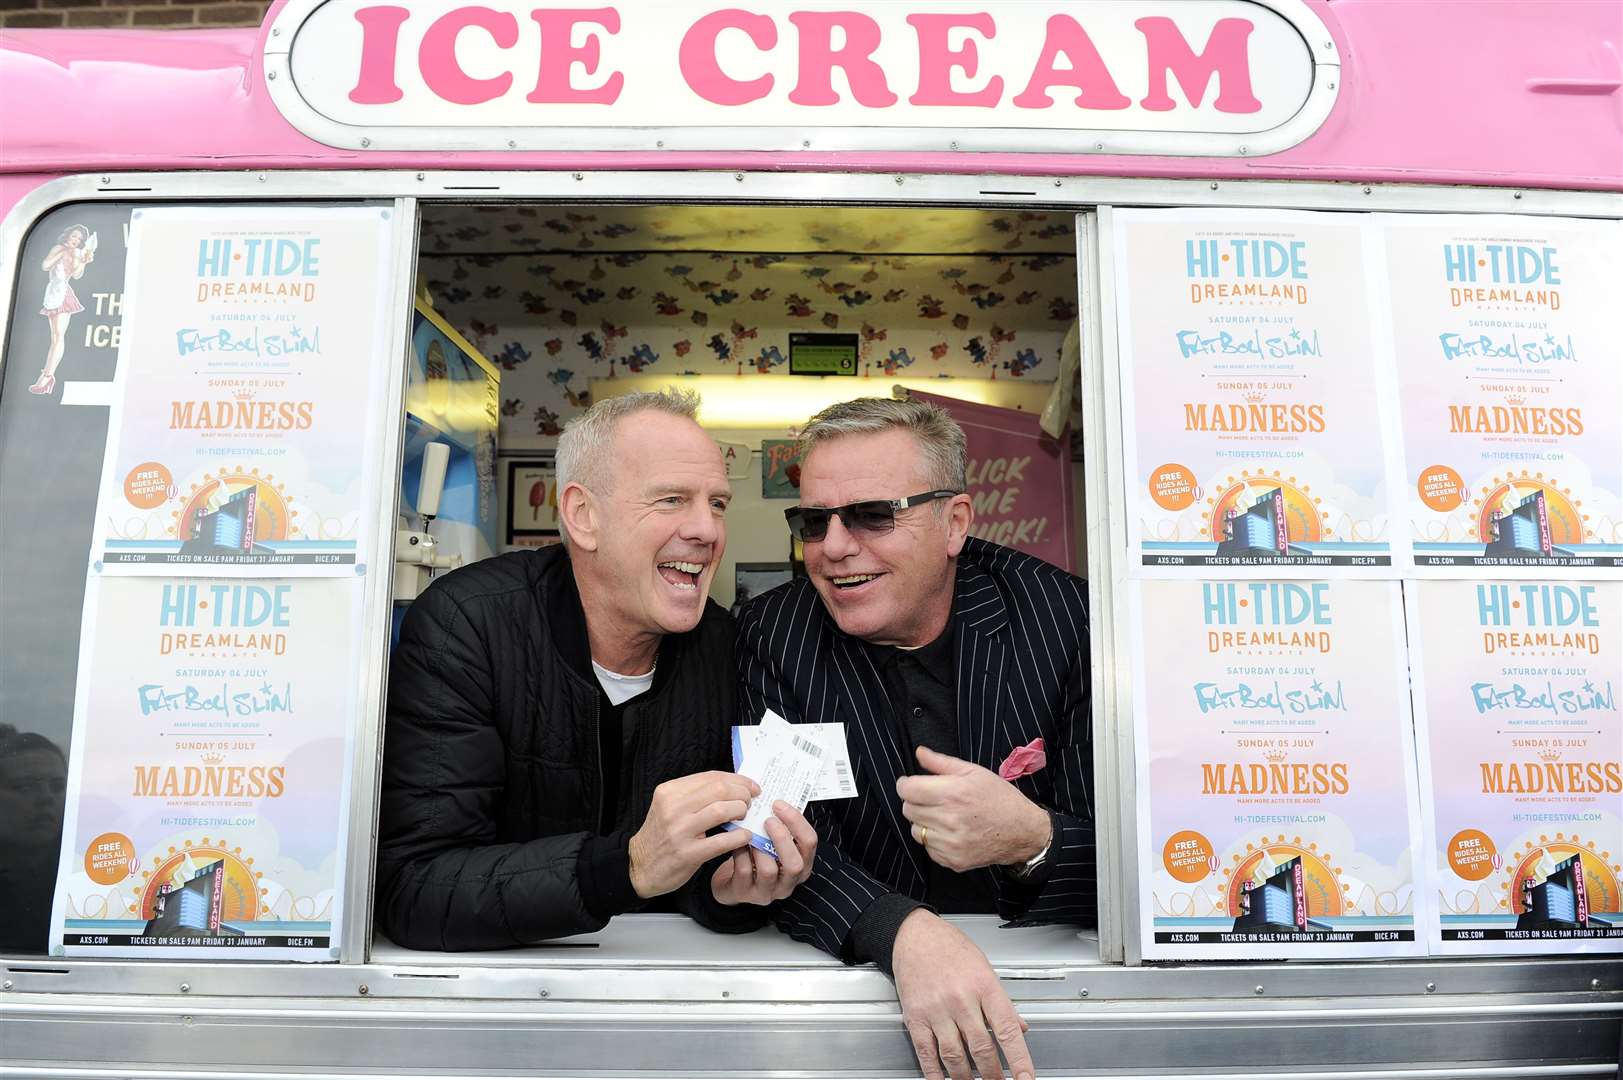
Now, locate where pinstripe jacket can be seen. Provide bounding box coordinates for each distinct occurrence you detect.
[736,537,1095,962]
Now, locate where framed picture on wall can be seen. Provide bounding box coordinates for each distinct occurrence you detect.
[761,439,802,499]
[733,562,794,609]
[506,458,561,545]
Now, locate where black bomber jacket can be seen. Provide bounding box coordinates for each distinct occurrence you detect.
[375,545,762,950]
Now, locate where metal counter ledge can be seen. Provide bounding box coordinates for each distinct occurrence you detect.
[3,915,1620,1078]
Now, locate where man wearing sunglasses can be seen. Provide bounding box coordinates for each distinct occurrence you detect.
[738,397,1094,1080]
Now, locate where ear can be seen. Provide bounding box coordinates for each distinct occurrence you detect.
[557,481,600,552]
[943,492,973,559]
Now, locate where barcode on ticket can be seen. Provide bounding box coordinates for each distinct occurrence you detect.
[792,735,824,759]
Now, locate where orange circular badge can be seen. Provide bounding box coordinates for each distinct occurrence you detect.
[1418,465,1464,512]
[1149,464,1198,511]
[1162,830,1216,883]
[85,832,137,886]
[1447,828,1498,882]
[124,462,173,510]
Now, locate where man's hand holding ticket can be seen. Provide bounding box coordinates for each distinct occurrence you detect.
[727,711,830,858]
[709,712,828,906]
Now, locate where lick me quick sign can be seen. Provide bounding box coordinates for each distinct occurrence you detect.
[266,0,1335,153]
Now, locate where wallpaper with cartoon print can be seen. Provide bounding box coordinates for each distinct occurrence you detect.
[417,205,1078,449]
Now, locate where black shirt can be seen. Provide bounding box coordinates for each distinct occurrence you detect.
[867,622,996,915]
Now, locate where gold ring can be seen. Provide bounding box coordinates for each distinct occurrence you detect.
[920,825,928,847]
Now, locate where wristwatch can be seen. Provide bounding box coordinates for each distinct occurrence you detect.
[1008,811,1056,881]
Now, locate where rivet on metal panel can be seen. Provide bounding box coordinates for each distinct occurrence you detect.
[721,990,731,998]
[949,141,959,150]
[1326,82,1336,90]
[1593,979,1602,990]
[573,173,584,181]
[416,173,425,181]
[1053,179,1062,187]
[1363,186,1372,195]
[1323,40,1333,50]
[539,988,550,998]
[1253,985,1264,995]
[182,1016,193,1025]
[736,172,746,182]
[1425,983,1437,994]
[507,140,517,149]
[2,980,12,991]
[1210,182,1219,191]
[1078,988,1089,998]
[802,140,811,148]
[100,177,110,185]
[895,175,905,185]
[1513,191,1524,200]
[656,140,664,148]
[257,174,267,183]
[271,27,279,35]
[1094,143,1104,151]
[179,983,191,993]
[360,138,371,148]
[267,71,277,81]
[1238,146,1249,155]
[359,984,370,996]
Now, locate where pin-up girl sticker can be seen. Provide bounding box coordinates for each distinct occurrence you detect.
[27,223,96,396]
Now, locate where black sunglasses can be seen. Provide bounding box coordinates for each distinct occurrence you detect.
[785,490,961,541]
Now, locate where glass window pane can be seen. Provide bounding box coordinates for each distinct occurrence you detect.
[1,202,138,954]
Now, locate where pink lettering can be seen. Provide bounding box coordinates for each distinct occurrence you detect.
[680,8,776,106]
[907,12,1001,107]
[787,11,896,107]
[348,5,409,105]
[1012,15,1129,111]
[527,7,624,104]
[1136,16,1261,113]
[419,6,518,106]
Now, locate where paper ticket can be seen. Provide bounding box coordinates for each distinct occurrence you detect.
[727,711,829,858]
[733,721,856,802]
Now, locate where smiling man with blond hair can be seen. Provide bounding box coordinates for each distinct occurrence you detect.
[378,388,816,950]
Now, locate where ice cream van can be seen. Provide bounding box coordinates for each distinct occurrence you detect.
[2,0,1621,1075]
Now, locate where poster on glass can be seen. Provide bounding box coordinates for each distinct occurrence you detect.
[1408,580,1621,953]
[1111,209,1404,576]
[89,205,399,574]
[1131,579,1426,958]
[1375,215,1623,575]
[49,577,362,959]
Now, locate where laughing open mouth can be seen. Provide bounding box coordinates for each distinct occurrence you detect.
[657,560,706,590]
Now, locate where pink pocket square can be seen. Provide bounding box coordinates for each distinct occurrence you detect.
[997,738,1047,781]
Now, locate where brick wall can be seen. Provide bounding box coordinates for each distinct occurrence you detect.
[1,0,269,29]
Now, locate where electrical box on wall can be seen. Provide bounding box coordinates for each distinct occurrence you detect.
[788,333,858,376]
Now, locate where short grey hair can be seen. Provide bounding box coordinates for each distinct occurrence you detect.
[555,388,702,543]
[797,397,967,492]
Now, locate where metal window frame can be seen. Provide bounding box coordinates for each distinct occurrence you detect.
[1,169,1619,989]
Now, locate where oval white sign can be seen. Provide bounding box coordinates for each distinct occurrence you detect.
[266,0,1338,155]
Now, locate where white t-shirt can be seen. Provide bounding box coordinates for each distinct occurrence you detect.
[592,660,655,706]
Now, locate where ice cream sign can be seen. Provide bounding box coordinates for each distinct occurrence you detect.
[264,0,1338,154]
